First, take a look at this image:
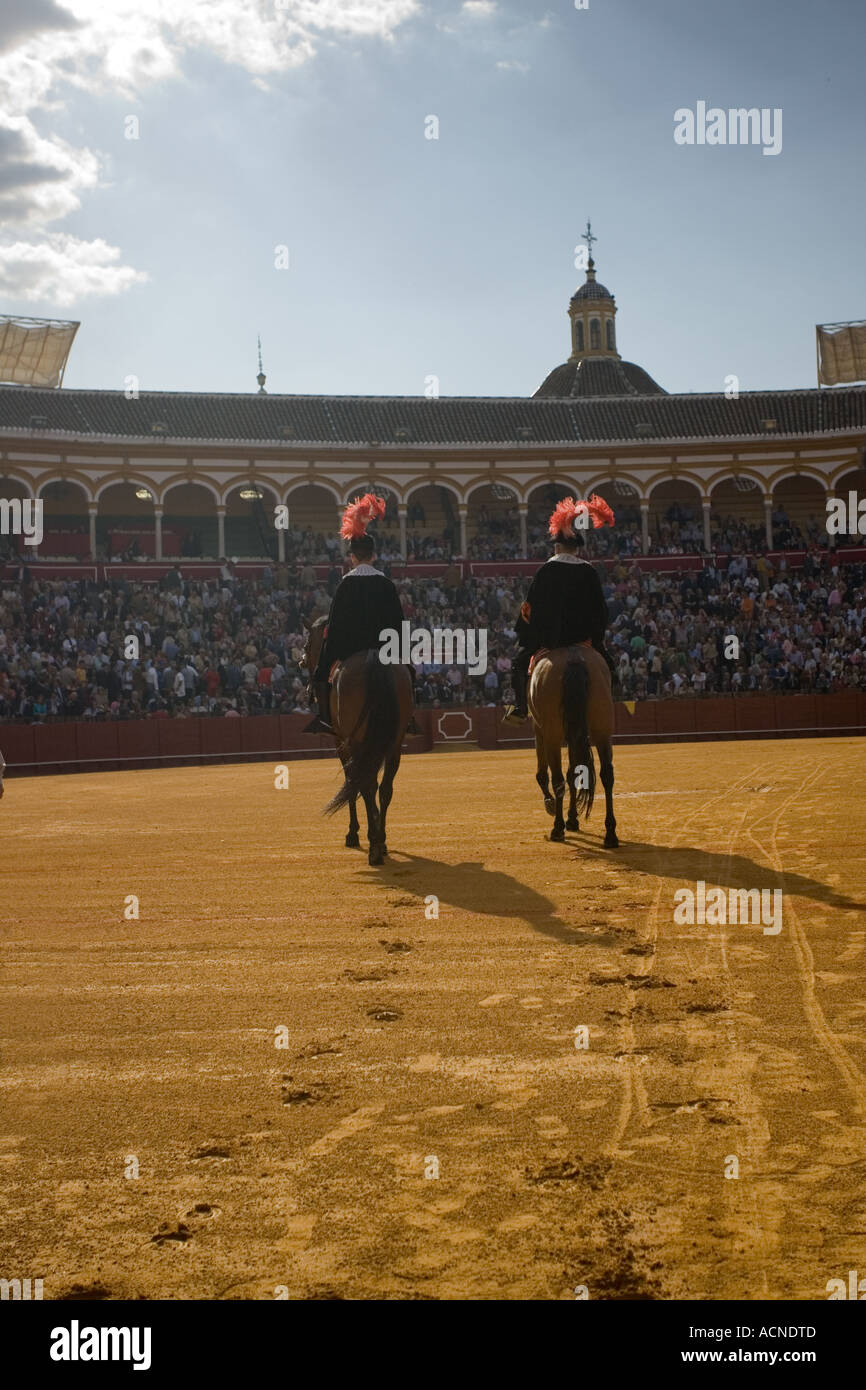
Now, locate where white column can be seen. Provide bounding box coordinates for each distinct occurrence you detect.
[277,525,285,563]
[826,487,836,550]
[217,506,226,558]
[88,505,97,558]
[154,507,163,561]
[518,505,528,558]
[764,496,774,550]
[398,506,408,559]
[458,507,468,556]
[640,501,650,555]
[701,499,712,553]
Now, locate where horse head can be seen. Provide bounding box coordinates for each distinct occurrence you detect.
[300,615,327,674]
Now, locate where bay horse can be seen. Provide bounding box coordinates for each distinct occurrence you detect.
[528,644,618,848]
[302,617,413,865]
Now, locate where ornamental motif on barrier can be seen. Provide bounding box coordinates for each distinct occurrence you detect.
[436,711,473,741]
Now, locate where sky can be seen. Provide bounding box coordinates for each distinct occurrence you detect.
[1,0,864,399]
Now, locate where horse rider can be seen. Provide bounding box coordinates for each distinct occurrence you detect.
[503,494,618,725]
[305,494,406,734]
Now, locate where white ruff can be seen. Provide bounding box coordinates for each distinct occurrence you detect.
[548,553,588,564]
[343,564,381,577]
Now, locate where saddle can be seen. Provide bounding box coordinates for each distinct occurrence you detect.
[529,639,591,674]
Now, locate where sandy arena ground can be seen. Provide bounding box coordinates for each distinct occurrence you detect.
[2,736,866,1301]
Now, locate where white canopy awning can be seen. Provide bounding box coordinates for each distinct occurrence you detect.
[0,314,80,388]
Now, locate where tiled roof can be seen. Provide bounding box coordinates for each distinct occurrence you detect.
[534,358,667,399]
[1,383,865,446]
[571,279,613,302]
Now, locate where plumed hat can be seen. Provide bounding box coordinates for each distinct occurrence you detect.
[548,493,615,539]
[340,492,386,540]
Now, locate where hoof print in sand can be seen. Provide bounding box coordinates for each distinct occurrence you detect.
[281,1078,335,1105]
[56,1282,113,1301]
[152,1221,192,1243]
[526,1157,611,1189]
[366,1006,402,1022]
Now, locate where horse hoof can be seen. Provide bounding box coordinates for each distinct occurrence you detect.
[604,832,620,849]
[549,828,565,843]
[544,796,555,816]
[565,818,580,831]
[345,833,360,848]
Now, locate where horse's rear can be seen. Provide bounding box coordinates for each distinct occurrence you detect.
[529,645,618,847]
[326,650,412,865]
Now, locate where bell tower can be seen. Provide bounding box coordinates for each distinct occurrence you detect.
[568,221,620,363]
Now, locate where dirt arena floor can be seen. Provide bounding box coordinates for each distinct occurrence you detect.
[2,736,866,1301]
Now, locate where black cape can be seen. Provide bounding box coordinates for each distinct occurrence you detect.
[517,558,609,651]
[319,572,404,670]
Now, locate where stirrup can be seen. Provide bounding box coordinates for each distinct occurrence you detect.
[503,704,528,725]
[304,714,332,734]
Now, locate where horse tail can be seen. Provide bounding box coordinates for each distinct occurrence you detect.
[324,650,399,816]
[561,654,595,820]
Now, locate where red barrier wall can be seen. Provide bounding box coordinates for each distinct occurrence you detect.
[2,694,864,777]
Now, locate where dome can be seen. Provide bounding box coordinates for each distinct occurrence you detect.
[533,357,667,399]
[571,278,613,302]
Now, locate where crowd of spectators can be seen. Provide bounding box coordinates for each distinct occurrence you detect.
[1,544,865,723]
[260,501,845,567]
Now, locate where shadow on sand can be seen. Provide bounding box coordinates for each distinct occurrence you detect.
[354,834,865,945]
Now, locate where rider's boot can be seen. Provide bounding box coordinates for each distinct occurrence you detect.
[503,667,528,724]
[303,680,333,734]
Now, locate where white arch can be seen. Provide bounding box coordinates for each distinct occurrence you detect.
[221,476,283,506]
[707,469,768,496]
[286,478,342,506]
[464,476,524,505]
[94,476,158,504]
[160,476,221,508]
[36,475,93,503]
[769,468,829,494]
[0,467,39,495]
[404,478,462,506]
[829,460,866,489]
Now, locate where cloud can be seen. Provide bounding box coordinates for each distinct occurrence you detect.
[0,118,99,227]
[461,0,497,15]
[496,58,528,72]
[0,0,79,56]
[0,0,420,306]
[0,233,148,307]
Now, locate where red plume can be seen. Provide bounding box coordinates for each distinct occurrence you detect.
[340,492,386,540]
[548,493,615,538]
[548,497,580,539]
[586,493,615,528]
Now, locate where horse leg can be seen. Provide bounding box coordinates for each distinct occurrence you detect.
[363,784,384,866]
[565,744,580,832]
[345,794,361,848]
[378,748,400,857]
[548,738,566,842]
[598,737,619,848]
[338,749,360,847]
[535,728,554,815]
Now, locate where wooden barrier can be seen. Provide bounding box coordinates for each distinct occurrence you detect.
[1,692,864,777]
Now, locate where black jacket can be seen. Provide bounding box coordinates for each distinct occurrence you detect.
[319,570,404,671]
[517,557,609,652]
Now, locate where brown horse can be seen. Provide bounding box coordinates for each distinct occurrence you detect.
[302,617,413,865]
[528,644,618,848]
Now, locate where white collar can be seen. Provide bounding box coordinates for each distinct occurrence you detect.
[548,553,587,565]
[344,564,381,577]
